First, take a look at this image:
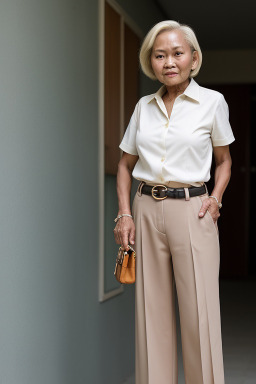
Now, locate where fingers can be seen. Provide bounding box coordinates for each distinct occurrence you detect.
[113,223,122,246]
[114,225,125,249]
[198,198,220,222]
[113,218,135,251]
[129,226,135,246]
[121,230,129,251]
[198,200,209,218]
[207,201,220,223]
[210,209,220,223]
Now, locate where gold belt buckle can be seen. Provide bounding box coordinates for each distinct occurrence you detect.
[151,185,168,200]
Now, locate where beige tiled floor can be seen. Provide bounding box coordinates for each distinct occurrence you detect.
[122,278,256,384]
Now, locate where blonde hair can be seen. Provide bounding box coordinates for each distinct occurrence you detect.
[139,20,202,80]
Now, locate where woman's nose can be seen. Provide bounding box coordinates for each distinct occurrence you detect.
[164,56,175,67]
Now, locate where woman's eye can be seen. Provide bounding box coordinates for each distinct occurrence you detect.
[175,52,182,56]
[156,55,164,59]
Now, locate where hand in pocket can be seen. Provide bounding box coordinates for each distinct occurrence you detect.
[198,195,220,224]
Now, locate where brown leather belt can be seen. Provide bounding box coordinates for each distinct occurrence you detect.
[141,184,207,200]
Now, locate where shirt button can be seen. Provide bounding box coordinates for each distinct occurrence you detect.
[161,157,165,162]
[165,123,168,128]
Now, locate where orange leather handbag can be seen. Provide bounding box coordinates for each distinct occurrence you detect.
[114,245,136,284]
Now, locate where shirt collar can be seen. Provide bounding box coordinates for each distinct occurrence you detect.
[148,77,200,104]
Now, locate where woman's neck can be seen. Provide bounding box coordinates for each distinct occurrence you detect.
[165,78,190,100]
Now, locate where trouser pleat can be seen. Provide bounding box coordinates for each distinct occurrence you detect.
[188,196,225,384]
[187,217,214,383]
[133,193,178,384]
[133,201,149,384]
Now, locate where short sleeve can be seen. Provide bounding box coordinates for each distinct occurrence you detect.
[211,94,235,147]
[119,102,139,156]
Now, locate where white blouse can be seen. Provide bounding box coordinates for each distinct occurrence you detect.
[119,78,235,187]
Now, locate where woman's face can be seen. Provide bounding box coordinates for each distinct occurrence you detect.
[151,29,198,88]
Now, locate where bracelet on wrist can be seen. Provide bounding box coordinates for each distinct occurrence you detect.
[114,214,133,223]
[209,195,222,209]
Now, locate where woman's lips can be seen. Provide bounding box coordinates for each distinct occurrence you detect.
[165,73,178,77]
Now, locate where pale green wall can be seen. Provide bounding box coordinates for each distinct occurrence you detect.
[103,0,164,297]
[0,0,162,383]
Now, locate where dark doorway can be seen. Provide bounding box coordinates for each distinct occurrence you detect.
[206,84,255,278]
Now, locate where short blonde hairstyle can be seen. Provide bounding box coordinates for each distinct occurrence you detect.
[139,20,202,80]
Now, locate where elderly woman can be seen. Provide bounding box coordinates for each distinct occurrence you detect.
[114,20,235,384]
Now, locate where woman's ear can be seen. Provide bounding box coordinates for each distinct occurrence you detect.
[192,50,199,70]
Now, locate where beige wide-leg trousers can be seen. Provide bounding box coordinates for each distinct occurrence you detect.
[132,181,225,384]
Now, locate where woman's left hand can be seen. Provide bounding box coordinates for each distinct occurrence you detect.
[198,197,220,223]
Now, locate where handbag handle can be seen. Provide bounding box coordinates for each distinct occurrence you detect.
[119,244,136,256]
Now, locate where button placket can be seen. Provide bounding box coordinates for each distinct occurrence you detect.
[156,94,183,184]
[160,119,168,178]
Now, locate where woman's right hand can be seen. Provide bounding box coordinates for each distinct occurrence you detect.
[115,151,138,251]
[114,216,135,251]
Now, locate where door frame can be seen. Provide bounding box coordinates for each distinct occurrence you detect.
[98,0,142,302]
